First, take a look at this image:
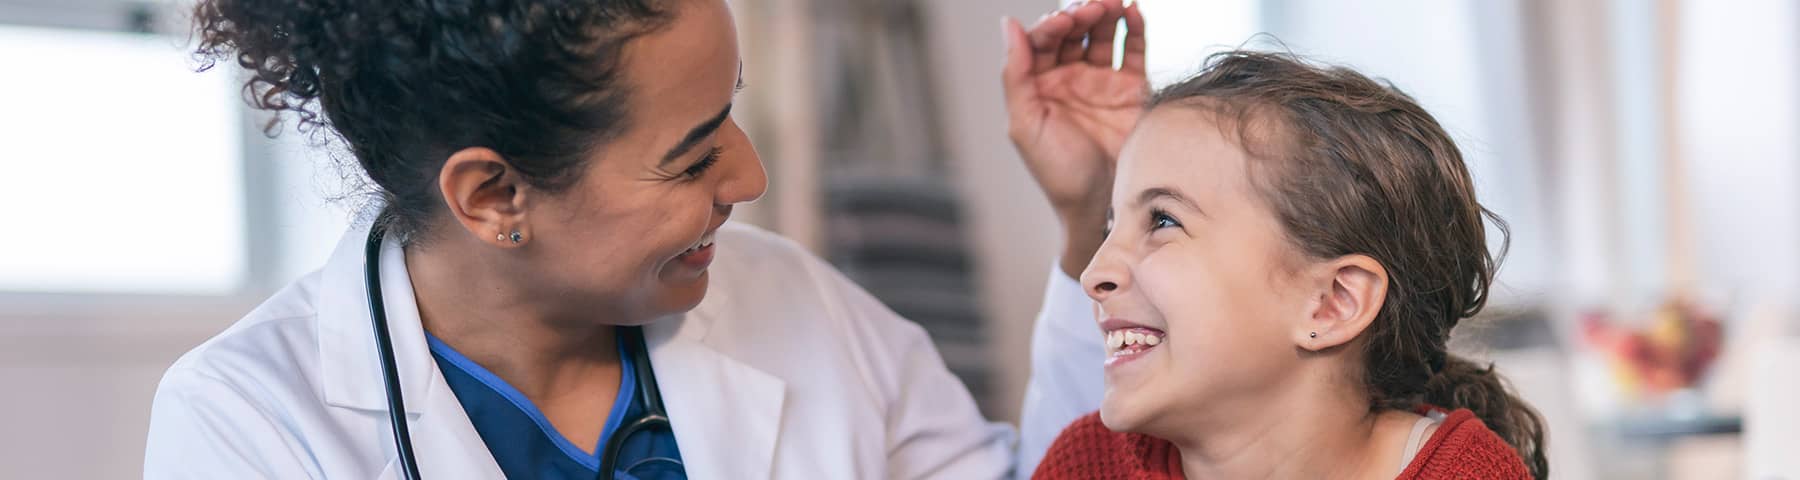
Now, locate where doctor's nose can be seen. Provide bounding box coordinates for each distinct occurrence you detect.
[1080,242,1130,303]
[716,121,769,206]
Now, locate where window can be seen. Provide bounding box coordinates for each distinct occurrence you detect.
[0,25,246,295]
[1078,0,1547,302]
[1060,0,1262,87]
[1250,0,1550,303]
[1135,0,1262,87]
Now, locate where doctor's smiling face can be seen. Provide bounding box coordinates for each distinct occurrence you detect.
[423,0,766,325]
[1081,106,1320,437]
[511,0,765,322]
[196,0,768,327]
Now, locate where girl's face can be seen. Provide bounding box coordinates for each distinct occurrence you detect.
[1082,107,1317,436]
[524,0,766,324]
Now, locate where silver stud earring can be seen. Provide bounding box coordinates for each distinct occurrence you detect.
[508,231,523,244]
[1309,331,1318,338]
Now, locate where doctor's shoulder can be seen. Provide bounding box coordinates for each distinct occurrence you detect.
[144,272,347,476]
[158,270,328,389]
[704,222,1012,477]
[706,221,933,329]
[702,221,946,385]
[157,271,328,390]
[702,221,868,323]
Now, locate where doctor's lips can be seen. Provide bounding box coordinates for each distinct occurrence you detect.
[675,208,731,269]
[674,230,718,269]
[1100,318,1165,363]
[679,230,717,255]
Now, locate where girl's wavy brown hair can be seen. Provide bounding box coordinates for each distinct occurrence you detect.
[1150,50,1548,478]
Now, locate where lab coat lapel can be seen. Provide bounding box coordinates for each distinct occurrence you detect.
[409,379,507,479]
[316,224,434,413]
[316,225,507,478]
[645,308,787,479]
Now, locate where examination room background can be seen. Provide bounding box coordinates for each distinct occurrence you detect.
[3,0,1799,478]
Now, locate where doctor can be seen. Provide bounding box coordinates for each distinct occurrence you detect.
[146,0,1143,478]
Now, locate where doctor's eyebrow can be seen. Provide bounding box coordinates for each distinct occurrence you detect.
[659,65,746,167]
[659,103,733,167]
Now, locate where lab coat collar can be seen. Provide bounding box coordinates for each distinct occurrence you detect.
[315,224,788,477]
[645,281,787,479]
[316,223,438,414]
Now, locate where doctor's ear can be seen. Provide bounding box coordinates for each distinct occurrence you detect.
[439,147,531,247]
[1297,254,1388,351]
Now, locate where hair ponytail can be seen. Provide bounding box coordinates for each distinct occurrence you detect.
[1425,355,1549,478]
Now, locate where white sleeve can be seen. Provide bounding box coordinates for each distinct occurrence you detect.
[143,368,317,480]
[1013,265,1104,479]
[807,259,1015,480]
[880,321,1017,480]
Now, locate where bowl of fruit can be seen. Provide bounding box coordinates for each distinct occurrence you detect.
[1580,299,1724,401]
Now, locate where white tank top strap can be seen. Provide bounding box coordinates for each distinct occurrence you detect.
[1395,415,1440,475]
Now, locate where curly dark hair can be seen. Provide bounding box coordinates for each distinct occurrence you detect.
[1151,51,1549,478]
[192,0,671,243]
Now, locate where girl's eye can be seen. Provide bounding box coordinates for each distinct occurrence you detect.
[1150,209,1181,230]
[683,146,723,178]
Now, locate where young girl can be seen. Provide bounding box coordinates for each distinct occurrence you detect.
[1031,51,1547,479]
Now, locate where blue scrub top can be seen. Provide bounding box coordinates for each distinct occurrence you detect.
[427,332,684,480]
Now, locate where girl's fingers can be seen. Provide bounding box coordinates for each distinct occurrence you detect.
[1085,0,1126,67]
[1120,1,1147,74]
[1001,16,1037,109]
[1028,11,1074,73]
[1056,2,1107,64]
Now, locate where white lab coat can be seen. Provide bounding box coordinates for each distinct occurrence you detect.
[143,221,1103,479]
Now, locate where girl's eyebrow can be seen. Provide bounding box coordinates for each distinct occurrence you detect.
[1134,186,1207,217]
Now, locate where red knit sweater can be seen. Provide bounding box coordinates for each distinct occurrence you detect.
[1032,408,1531,479]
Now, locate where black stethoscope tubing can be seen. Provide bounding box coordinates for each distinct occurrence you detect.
[365,225,670,480]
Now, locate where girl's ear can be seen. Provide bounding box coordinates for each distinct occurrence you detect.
[1296,254,1387,350]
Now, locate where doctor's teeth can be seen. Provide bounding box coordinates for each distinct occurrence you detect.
[683,234,717,254]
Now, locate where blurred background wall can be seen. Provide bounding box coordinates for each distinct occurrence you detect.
[2,0,1797,478]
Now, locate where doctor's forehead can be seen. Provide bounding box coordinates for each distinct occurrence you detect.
[614,0,741,138]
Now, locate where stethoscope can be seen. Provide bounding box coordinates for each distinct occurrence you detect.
[364,225,675,480]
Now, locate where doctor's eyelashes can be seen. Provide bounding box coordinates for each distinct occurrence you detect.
[683,146,725,179]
